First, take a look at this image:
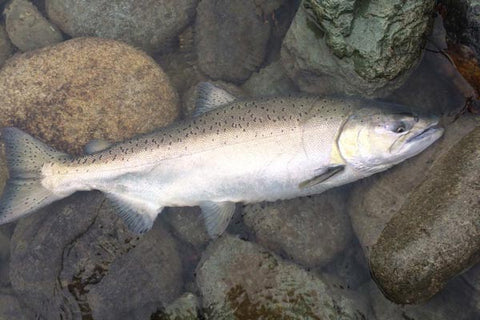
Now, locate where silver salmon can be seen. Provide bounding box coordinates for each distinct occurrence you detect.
[0,83,444,237]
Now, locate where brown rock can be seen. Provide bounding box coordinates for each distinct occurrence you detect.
[369,125,480,304]
[0,37,179,155]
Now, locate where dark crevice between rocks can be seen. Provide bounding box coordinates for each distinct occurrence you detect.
[55,197,104,320]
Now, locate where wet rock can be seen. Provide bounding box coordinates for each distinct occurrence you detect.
[87,223,183,320]
[196,235,372,319]
[0,37,179,155]
[151,292,199,320]
[0,229,10,287]
[163,207,210,249]
[4,0,63,52]
[460,263,480,313]
[195,0,272,83]
[348,115,479,257]
[369,125,480,304]
[0,293,29,319]
[241,60,298,97]
[0,26,14,67]
[10,192,105,319]
[366,273,478,320]
[243,190,352,268]
[281,0,435,97]
[45,0,198,53]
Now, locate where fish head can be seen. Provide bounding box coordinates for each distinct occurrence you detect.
[337,105,444,173]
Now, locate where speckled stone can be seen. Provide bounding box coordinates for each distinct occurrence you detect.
[0,293,29,320]
[4,0,63,52]
[45,0,198,53]
[369,125,480,304]
[196,235,372,319]
[0,37,179,155]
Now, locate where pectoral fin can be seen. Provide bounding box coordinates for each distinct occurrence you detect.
[106,193,163,234]
[299,165,345,189]
[199,201,236,238]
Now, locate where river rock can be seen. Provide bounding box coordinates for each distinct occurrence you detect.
[0,293,29,320]
[281,0,435,97]
[243,189,352,268]
[195,0,272,83]
[4,0,63,52]
[0,37,179,155]
[86,223,183,320]
[10,192,105,318]
[163,207,210,249]
[241,60,298,97]
[0,26,13,67]
[366,273,478,320]
[196,235,372,319]
[151,292,199,320]
[45,0,198,53]
[369,125,480,304]
[348,115,479,258]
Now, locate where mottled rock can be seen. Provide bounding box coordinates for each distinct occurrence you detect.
[45,0,198,53]
[243,190,352,268]
[163,207,209,249]
[369,126,480,304]
[0,37,179,155]
[281,0,435,97]
[87,223,183,320]
[366,273,478,320]
[0,26,14,67]
[4,0,63,52]
[0,229,10,287]
[195,0,272,83]
[241,60,298,97]
[348,116,479,257]
[10,192,105,319]
[152,292,199,320]
[0,293,29,320]
[196,235,372,319]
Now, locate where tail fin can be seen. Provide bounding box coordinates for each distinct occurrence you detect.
[0,128,70,224]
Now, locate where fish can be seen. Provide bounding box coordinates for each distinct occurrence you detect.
[0,83,444,237]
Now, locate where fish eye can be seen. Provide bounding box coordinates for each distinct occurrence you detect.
[395,125,406,133]
[387,121,410,134]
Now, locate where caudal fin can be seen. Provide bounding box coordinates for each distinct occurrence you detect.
[0,128,70,224]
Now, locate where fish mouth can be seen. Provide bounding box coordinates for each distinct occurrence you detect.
[406,123,442,143]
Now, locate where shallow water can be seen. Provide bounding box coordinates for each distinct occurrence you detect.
[0,0,479,319]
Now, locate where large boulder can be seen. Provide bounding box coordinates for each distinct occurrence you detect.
[281,0,435,97]
[0,25,14,67]
[0,37,179,155]
[45,0,198,53]
[369,125,480,304]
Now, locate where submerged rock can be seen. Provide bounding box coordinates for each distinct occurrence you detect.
[0,293,28,320]
[163,207,210,249]
[281,0,435,97]
[151,292,199,320]
[348,116,478,257]
[195,0,272,83]
[243,190,352,268]
[241,60,298,97]
[196,235,372,319]
[4,0,63,52]
[0,37,179,155]
[369,125,480,304]
[0,26,14,67]
[45,0,198,53]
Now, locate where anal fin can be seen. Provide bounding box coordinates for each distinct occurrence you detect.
[199,201,236,238]
[106,193,163,234]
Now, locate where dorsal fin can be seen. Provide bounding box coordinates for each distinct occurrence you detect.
[193,82,237,117]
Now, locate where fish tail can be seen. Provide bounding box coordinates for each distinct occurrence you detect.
[0,127,70,224]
